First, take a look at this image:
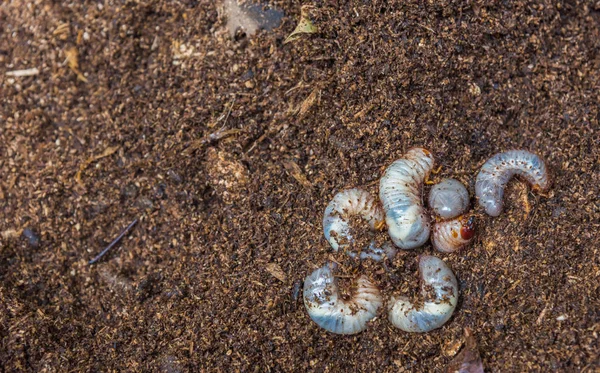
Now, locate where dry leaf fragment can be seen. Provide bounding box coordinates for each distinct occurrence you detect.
[283,160,312,187]
[284,5,317,44]
[443,338,464,357]
[65,47,88,82]
[266,263,286,282]
[298,88,320,117]
[76,146,120,185]
[446,328,484,373]
[1,229,23,240]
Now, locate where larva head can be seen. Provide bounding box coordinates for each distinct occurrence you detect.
[460,216,476,240]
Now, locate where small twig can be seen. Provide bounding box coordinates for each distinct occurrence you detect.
[204,128,241,144]
[6,68,40,77]
[89,218,138,265]
[181,97,238,156]
[221,96,235,127]
[416,23,436,34]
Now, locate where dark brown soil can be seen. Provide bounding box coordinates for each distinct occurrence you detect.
[1,1,599,372]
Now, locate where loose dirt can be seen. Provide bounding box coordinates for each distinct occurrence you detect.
[1,1,599,371]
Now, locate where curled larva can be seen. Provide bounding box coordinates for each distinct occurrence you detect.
[388,255,458,333]
[323,188,393,260]
[380,148,435,250]
[304,263,383,334]
[428,178,470,220]
[475,150,549,217]
[432,216,476,253]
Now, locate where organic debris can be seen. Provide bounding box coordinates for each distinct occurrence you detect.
[265,263,287,282]
[89,218,139,265]
[5,68,40,77]
[205,148,250,203]
[65,46,87,82]
[284,5,317,44]
[446,328,485,373]
[75,146,119,185]
[297,87,320,117]
[1,1,599,371]
[283,160,312,188]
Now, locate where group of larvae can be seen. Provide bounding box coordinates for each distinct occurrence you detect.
[305,149,549,335]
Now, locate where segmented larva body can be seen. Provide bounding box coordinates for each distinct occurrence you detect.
[428,178,470,220]
[303,263,383,334]
[431,216,476,253]
[323,189,394,261]
[475,150,550,217]
[388,255,458,333]
[379,148,435,250]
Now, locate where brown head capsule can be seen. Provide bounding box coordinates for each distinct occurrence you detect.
[432,215,476,253]
[460,216,476,240]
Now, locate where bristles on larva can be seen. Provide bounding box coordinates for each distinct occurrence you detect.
[304,263,383,334]
[379,148,434,250]
[475,150,549,217]
[323,188,393,260]
[388,255,458,332]
[431,216,476,253]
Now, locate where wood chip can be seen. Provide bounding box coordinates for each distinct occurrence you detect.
[265,263,286,282]
[446,328,484,373]
[1,229,23,240]
[283,160,312,187]
[298,88,320,117]
[443,338,464,357]
[536,303,551,325]
[53,23,70,39]
[65,47,88,82]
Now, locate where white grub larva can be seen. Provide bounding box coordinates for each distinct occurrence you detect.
[431,216,476,253]
[303,263,383,335]
[428,178,470,220]
[379,148,435,250]
[323,188,394,261]
[388,255,458,333]
[475,150,550,217]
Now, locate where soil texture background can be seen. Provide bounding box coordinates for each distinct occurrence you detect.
[1,0,599,371]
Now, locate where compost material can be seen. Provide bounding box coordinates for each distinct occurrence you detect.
[1,0,599,371]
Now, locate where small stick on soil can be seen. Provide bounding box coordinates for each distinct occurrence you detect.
[89,218,138,265]
[6,68,40,77]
